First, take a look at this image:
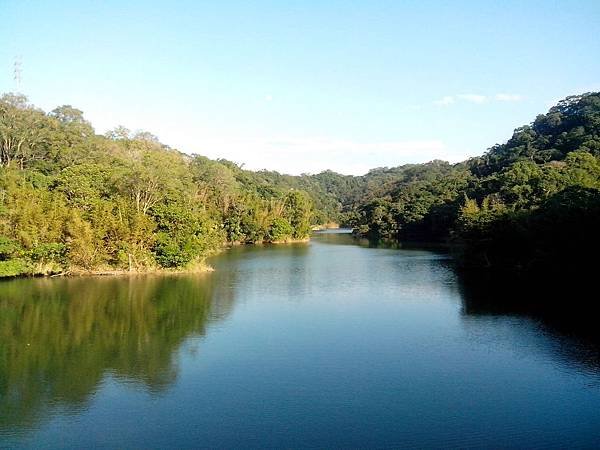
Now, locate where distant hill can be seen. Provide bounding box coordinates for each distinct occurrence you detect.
[347,92,600,273]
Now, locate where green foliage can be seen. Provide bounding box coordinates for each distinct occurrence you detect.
[0,259,29,277]
[471,92,600,176]
[0,93,319,276]
[267,217,294,241]
[0,236,20,260]
[27,243,67,265]
[454,186,600,271]
[356,199,398,240]
[352,163,474,241]
[347,92,600,274]
[284,191,313,239]
[2,90,599,277]
[151,204,221,268]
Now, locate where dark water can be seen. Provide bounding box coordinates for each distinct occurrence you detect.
[2,230,600,449]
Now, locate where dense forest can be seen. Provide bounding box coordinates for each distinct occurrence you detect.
[348,92,600,274]
[1,91,599,277]
[0,93,320,277]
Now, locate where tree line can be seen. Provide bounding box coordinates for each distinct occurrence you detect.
[0,94,314,276]
[345,92,600,274]
[2,91,599,277]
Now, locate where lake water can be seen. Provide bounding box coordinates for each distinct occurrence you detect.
[2,230,600,449]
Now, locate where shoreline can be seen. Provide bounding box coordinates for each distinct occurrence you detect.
[0,237,312,281]
[22,263,217,280]
[311,222,340,231]
[226,237,311,246]
[62,265,216,278]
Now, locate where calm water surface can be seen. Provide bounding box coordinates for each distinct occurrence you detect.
[2,230,600,448]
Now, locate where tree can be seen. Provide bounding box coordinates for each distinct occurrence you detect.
[0,94,53,169]
[284,191,313,239]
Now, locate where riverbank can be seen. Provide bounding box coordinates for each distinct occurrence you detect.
[63,261,216,278]
[311,222,340,231]
[0,260,216,280]
[0,237,312,280]
[226,237,310,246]
[56,237,311,277]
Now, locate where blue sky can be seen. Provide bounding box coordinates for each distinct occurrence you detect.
[1,0,599,174]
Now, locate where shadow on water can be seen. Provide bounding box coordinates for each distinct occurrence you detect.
[456,269,600,374]
[312,229,451,253]
[344,230,600,375]
[0,274,234,435]
[3,234,600,447]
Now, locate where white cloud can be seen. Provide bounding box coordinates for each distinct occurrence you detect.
[177,135,458,175]
[457,94,487,104]
[495,93,522,102]
[87,108,463,175]
[433,95,455,106]
[435,92,524,106]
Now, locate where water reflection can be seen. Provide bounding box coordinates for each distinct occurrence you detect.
[314,230,451,253]
[0,274,231,434]
[323,231,600,377]
[2,235,600,448]
[212,242,312,300]
[457,271,600,375]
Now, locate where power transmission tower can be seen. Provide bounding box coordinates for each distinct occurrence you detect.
[13,56,23,92]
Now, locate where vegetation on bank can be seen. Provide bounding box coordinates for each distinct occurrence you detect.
[2,91,599,277]
[0,93,316,277]
[347,92,600,272]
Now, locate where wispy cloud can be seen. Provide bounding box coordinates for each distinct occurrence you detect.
[179,136,460,175]
[457,94,487,104]
[434,92,523,106]
[433,96,455,106]
[89,110,459,175]
[495,93,522,102]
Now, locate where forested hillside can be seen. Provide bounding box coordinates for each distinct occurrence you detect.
[350,92,600,273]
[0,94,316,277]
[2,92,599,278]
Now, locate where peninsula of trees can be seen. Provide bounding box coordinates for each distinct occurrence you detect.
[1,92,599,277]
[0,94,317,276]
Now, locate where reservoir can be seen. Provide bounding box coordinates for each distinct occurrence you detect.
[2,230,599,448]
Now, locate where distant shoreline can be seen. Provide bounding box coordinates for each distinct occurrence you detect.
[311,222,340,231]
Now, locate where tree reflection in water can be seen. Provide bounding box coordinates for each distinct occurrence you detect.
[456,270,600,376]
[0,274,232,433]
